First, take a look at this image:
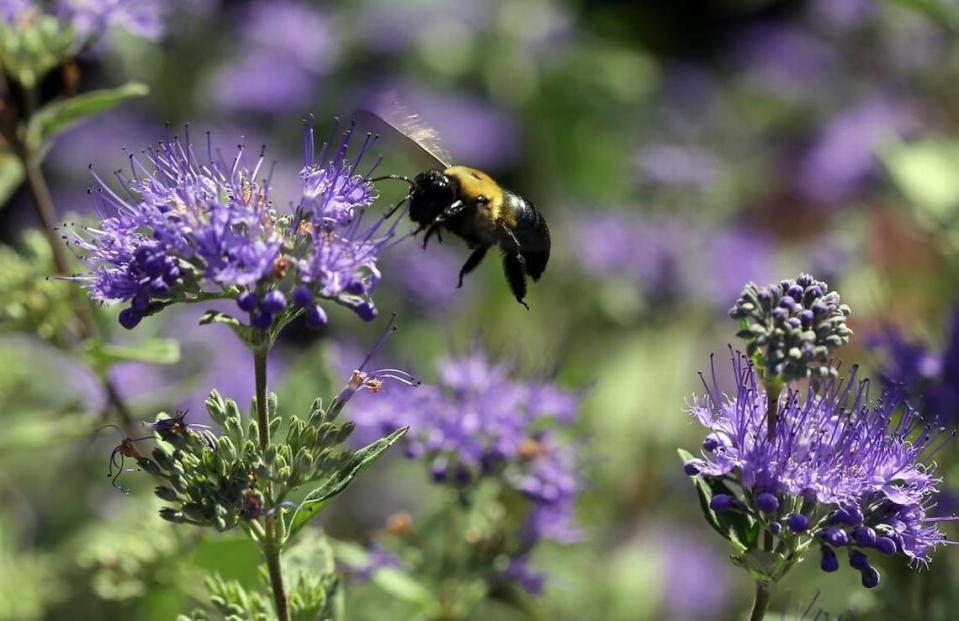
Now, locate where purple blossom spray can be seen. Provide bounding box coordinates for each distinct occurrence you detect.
[65,121,415,621]
[682,274,955,620]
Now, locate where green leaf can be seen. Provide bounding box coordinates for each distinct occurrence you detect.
[26,82,149,156]
[887,0,959,34]
[883,139,959,220]
[287,427,408,540]
[0,152,24,208]
[330,540,439,614]
[199,310,259,347]
[678,449,758,554]
[82,338,180,374]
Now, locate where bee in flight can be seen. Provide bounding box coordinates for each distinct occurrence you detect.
[363,108,550,309]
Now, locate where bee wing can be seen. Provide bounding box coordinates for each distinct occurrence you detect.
[357,93,452,169]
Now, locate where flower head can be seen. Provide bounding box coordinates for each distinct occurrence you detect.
[684,353,955,586]
[730,273,852,382]
[66,120,398,330]
[350,348,581,592]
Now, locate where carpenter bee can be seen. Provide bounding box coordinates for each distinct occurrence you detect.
[363,108,550,309]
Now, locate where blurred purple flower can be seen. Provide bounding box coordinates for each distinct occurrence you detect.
[355,0,489,54]
[808,0,875,29]
[574,211,688,301]
[382,242,464,315]
[210,52,317,114]
[870,311,959,423]
[695,226,775,309]
[57,0,165,39]
[797,97,919,204]
[634,144,720,188]
[367,84,519,170]
[733,23,835,98]
[658,63,719,123]
[210,0,336,113]
[501,556,545,595]
[340,543,403,582]
[655,529,732,620]
[350,348,581,593]
[0,0,30,21]
[244,0,337,70]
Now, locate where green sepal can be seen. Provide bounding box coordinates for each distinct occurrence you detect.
[730,549,791,586]
[287,427,408,541]
[26,82,149,158]
[81,337,180,374]
[678,449,759,554]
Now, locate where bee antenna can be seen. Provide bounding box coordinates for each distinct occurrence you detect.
[370,174,415,190]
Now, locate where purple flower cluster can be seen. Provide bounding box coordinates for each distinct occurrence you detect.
[350,349,581,592]
[66,120,398,330]
[571,210,776,309]
[2,0,164,39]
[210,1,336,113]
[869,311,959,424]
[684,353,955,588]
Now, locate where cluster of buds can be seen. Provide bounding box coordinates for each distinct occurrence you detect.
[730,273,852,382]
[136,389,400,535]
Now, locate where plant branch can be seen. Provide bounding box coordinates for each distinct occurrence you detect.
[749,582,770,621]
[254,345,290,621]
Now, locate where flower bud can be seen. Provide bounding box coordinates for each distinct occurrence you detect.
[756,492,779,514]
[261,290,287,314]
[237,291,258,311]
[876,536,897,555]
[787,513,810,533]
[820,546,839,572]
[860,566,880,589]
[709,494,735,512]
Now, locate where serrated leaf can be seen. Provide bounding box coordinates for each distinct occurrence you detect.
[678,449,758,553]
[82,337,180,374]
[287,427,408,540]
[26,82,149,156]
[0,151,24,208]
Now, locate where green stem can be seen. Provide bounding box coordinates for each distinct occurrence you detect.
[748,583,770,621]
[254,346,290,621]
[22,149,136,429]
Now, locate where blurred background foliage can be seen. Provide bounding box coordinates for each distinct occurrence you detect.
[2,0,959,619]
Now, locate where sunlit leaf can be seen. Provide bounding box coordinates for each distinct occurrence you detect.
[82,337,180,374]
[287,427,408,540]
[0,152,24,209]
[26,82,149,157]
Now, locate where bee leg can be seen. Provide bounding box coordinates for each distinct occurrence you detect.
[457,246,489,288]
[501,251,530,310]
[422,223,444,249]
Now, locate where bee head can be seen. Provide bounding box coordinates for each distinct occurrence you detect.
[410,169,457,225]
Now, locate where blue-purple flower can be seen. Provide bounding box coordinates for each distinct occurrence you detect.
[350,348,581,592]
[684,352,955,586]
[869,310,959,423]
[66,120,397,330]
